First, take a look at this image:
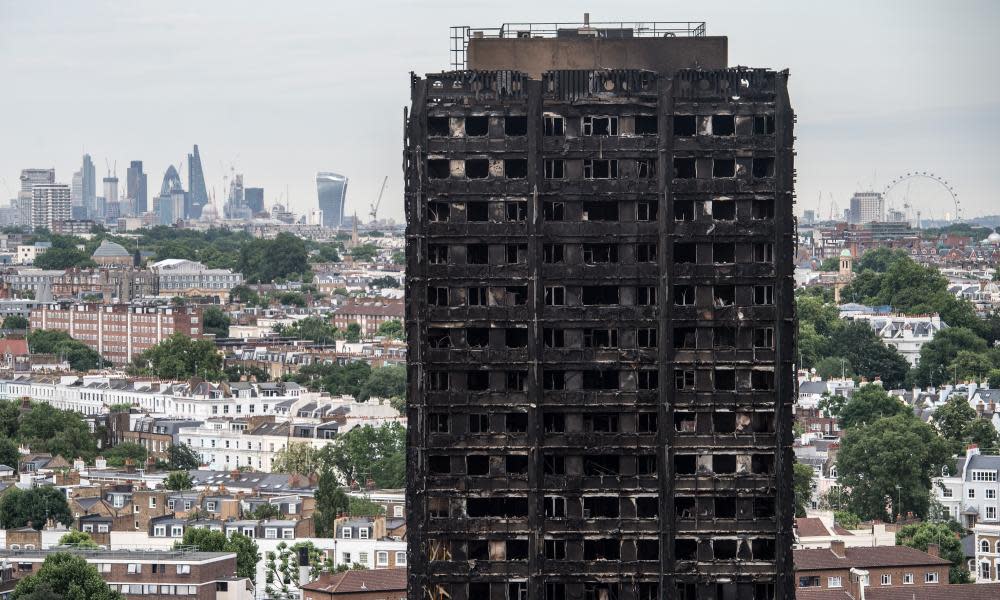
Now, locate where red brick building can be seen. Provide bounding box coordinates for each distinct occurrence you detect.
[301,568,406,600]
[331,299,403,335]
[29,302,203,365]
[795,541,952,597]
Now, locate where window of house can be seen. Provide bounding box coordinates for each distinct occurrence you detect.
[127,563,141,574]
[97,563,111,573]
[970,489,976,499]
[376,551,389,566]
[880,574,891,585]
[924,572,938,584]
[903,573,913,584]
[359,528,369,539]
[282,528,294,539]
[154,526,166,537]
[265,528,277,539]
[149,497,157,508]
[988,489,996,499]
[342,527,352,539]
[987,506,997,520]
[827,577,841,588]
[972,471,998,482]
[396,551,407,565]
[798,576,820,588]
[171,526,183,537]
[636,243,657,263]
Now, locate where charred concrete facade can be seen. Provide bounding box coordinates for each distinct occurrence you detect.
[405,27,795,600]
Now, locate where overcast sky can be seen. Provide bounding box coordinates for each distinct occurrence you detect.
[1,1,997,221]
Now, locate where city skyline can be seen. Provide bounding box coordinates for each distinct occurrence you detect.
[1,1,998,222]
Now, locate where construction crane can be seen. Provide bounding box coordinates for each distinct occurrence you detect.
[369,176,388,224]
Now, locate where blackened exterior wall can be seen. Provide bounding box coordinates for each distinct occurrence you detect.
[405,67,795,600]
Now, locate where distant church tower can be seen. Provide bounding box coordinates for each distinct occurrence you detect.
[835,249,853,304]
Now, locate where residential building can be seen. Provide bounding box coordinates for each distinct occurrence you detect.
[317,172,348,229]
[30,183,71,231]
[795,541,951,596]
[149,259,243,300]
[300,568,406,600]
[28,302,203,365]
[405,20,795,600]
[840,311,946,367]
[935,446,1000,528]
[848,191,884,224]
[331,298,403,335]
[973,522,1000,582]
[14,242,52,266]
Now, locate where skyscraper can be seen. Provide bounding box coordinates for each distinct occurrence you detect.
[405,20,794,600]
[81,154,96,218]
[316,172,348,228]
[244,187,264,214]
[102,173,119,221]
[187,144,209,219]
[31,184,71,230]
[18,168,55,228]
[848,191,883,224]
[157,165,185,225]
[127,160,148,215]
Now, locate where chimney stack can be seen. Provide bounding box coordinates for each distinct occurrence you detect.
[927,543,939,557]
[830,540,846,558]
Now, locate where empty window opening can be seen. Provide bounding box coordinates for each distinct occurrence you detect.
[503,285,529,305]
[714,369,736,391]
[675,497,696,518]
[714,455,737,474]
[638,371,658,389]
[505,159,528,179]
[465,497,528,518]
[714,326,736,348]
[427,116,449,137]
[546,584,566,600]
[428,497,450,518]
[428,159,450,179]
[544,496,566,517]
[427,329,452,348]
[638,583,658,600]
[675,200,695,221]
[637,497,658,518]
[505,328,528,348]
[465,116,489,136]
[753,539,776,560]
[467,202,489,221]
[469,413,489,432]
[506,371,527,392]
[753,115,776,135]
[675,539,698,560]
[544,286,566,306]
[752,412,774,433]
[754,242,774,263]
[583,455,620,476]
[674,455,696,475]
[466,327,489,348]
[674,158,696,179]
[429,413,449,433]
[675,326,696,349]
[752,454,774,475]
[428,371,449,390]
[505,243,527,264]
[544,159,565,179]
[543,244,564,263]
[637,201,658,221]
[543,201,565,220]
[713,159,736,178]
[467,244,488,264]
[637,328,657,348]
[582,286,619,305]
[582,370,619,390]
[752,199,775,219]
[505,201,527,221]
[637,286,657,305]
[583,115,618,136]
[638,412,658,432]
[712,115,736,136]
[584,539,620,560]
[544,539,566,559]
[636,159,656,178]
[714,539,738,559]
[713,242,735,263]
[674,115,696,136]
[754,498,775,519]
[543,114,564,136]
[543,371,565,390]
[506,412,528,432]
[584,413,619,433]
[752,157,775,178]
[637,455,656,475]
[466,371,489,391]
[543,454,565,474]
[582,201,618,221]
[712,199,736,220]
[675,370,695,390]
[583,244,618,264]
[584,328,618,348]
[504,116,527,136]
[468,286,486,306]
[636,243,657,263]
[635,115,658,135]
[674,412,696,433]
[753,285,775,305]
[543,413,565,433]
[584,159,619,179]
[674,243,697,263]
[466,455,489,475]
[468,540,488,560]
[714,285,736,306]
[427,201,450,222]
[713,413,737,433]
[543,328,565,348]
[715,497,737,519]
[583,496,619,518]
[674,285,695,305]
[428,455,451,474]
[505,455,529,475]
[428,244,448,264]
[754,327,774,348]
[465,159,489,179]
[636,540,659,560]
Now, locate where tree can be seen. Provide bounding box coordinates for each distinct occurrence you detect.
[896,521,972,583]
[829,322,910,388]
[391,251,404,265]
[238,233,310,283]
[249,503,283,520]
[202,306,231,338]
[19,402,98,461]
[2,315,28,330]
[0,400,19,438]
[0,487,73,529]
[0,436,20,470]
[34,247,96,270]
[357,365,406,402]
[793,463,814,518]
[814,357,853,381]
[314,469,349,537]
[164,471,194,491]
[58,529,99,548]
[968,419,1000,452]
[175,528,227,552]
[932,395,977,449]
[285,361,371,397]
[376,320,403,340]
[175,529,258,580]
[817,393,848,419]
[833,511,861,530]
[225,364,270,382]
[345,322,362,343]
[856,248,910,273]
[230,285,261,305]
[264,541,334,599]
[12,553,124,600]
[275,317,339,344]
[836,413,951,521]
[27,329,106,371]
[167,443,202,470]
[320,423,405,488]
[103,443,147,467]
[912,327,990,387]
[839,385,908,430]
[271,442,321,475]
[818,256,840,271]
[349,244,378,262]
[131,333,223,380]
[370,276,399,289]
[950,350,997,383]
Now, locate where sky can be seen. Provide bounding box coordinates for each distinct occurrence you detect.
[1,0,998,222]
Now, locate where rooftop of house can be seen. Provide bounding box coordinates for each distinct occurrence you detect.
[794,545,950,571]
[0,548,234,562]
[866,583,1000,600]
[300,568,406,594]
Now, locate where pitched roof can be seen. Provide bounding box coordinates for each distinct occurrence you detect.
[867,583,1000,600]
[0,339,28,355]
[794,545,951,571]
[796,517,832,537]
[795,590,854,600]
[300,568,406,594]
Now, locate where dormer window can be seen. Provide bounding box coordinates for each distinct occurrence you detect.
[341,526,352,539]
[359,528,369,539]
